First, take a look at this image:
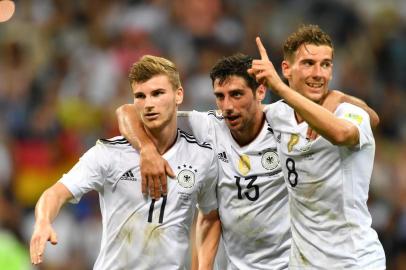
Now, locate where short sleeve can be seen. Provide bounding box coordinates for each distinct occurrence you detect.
[196,152,219,214]
[335,102,374,149]
[59,142,109,203]
[177,111,215,144]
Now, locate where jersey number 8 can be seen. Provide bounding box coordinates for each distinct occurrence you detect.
[286,158,298,187]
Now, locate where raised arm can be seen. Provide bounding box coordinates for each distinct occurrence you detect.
[116,104,174,199]
[30,182,73,265]
[249,37,360,146]
[195,210,221,270]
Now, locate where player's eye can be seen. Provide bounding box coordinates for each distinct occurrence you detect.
[321,62,332,68]
[134,93,145,99]
[215,94,224,100]
[303,60,313,67]
[152,90,165,97]
[231,91,243,98]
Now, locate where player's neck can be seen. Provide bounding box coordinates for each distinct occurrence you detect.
[145,118,178,155]
[231,111,265,147]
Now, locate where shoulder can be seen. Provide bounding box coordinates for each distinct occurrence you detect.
[207,110,224,121]
[188,109,224,122]
[265,100,291,114]
[98,135,130,145]
[178,129,213,150]
[264,100,293,128]
[336,102,370,125]
[97,136,133,151]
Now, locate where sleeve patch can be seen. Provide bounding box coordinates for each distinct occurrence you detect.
[344,113,363,125]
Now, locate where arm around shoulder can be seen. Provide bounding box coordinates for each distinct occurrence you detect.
[330,90,380,129]
[116,104,145,150]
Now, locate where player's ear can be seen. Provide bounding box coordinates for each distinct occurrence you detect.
[281,60,291,80]
[175,87,184,105]
[255,84,266,102]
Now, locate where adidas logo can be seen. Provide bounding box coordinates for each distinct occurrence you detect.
[217,152,229,163]
[119,170,137,181]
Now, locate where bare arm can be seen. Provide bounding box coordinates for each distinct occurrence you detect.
[195,210,221,270]
[116,104,152,150]
[306,90,380,140]
[331,91,380,129]
[116,104,174,199]
[30,182,73,265]
[249,37,359,146]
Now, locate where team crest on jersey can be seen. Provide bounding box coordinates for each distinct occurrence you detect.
[177,164,197,188]
[261,150,279,170]
[238,155,251,175]
[287,134,299,152]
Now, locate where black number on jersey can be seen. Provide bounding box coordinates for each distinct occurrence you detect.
[285,158,298,187]
[235,176,259,201]
[147,195,167,223]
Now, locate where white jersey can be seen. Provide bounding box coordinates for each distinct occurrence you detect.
[59,129,218,270]
[179,111,290,270]
[266,101,386,269]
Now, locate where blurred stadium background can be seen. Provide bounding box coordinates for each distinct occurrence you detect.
[0,0,405,269]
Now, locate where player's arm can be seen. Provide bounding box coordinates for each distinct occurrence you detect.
[116,104,174,199]
[30,182,73,265]
[304,90,380,139]
[323,90,379,129]
[195,209,221,270]
[249,37,359,146]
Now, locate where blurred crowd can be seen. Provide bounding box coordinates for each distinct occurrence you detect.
[0,0,405,269]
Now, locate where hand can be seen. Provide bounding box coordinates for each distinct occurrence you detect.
[30,221,58,265]
[248,37,284,91]
[140,145,175,200]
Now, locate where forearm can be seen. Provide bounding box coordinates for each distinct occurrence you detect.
[275,83,358,145]
[196,210,221,270]
[35,183,72,225]
[116,104,155,150]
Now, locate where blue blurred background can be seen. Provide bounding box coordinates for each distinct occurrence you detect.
[0,0,405,269]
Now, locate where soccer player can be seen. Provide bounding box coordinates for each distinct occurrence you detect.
[29,55,220,270]
[118,54,291,269]
[116,54,379,269]
[249,24,386,269]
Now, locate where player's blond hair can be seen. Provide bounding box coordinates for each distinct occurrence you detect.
[128,55,181,90]
[283,24,334,62]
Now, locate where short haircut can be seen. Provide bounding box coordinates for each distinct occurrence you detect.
[128,55,181,90]
[210,53,260,92]
[283,24,334,62]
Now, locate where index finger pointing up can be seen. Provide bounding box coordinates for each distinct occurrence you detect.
[256,37,269,61]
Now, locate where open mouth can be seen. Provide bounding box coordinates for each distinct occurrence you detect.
[225,115,240,125]
[306,82,324,89]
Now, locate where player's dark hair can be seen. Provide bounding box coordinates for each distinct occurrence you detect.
[283,24,334,62]
[210,53,260,92]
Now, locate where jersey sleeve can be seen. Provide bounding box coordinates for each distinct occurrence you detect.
[177,111,215,143]
[335,102,374,149]
[59,142,109,203]
[196,152,219,214]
